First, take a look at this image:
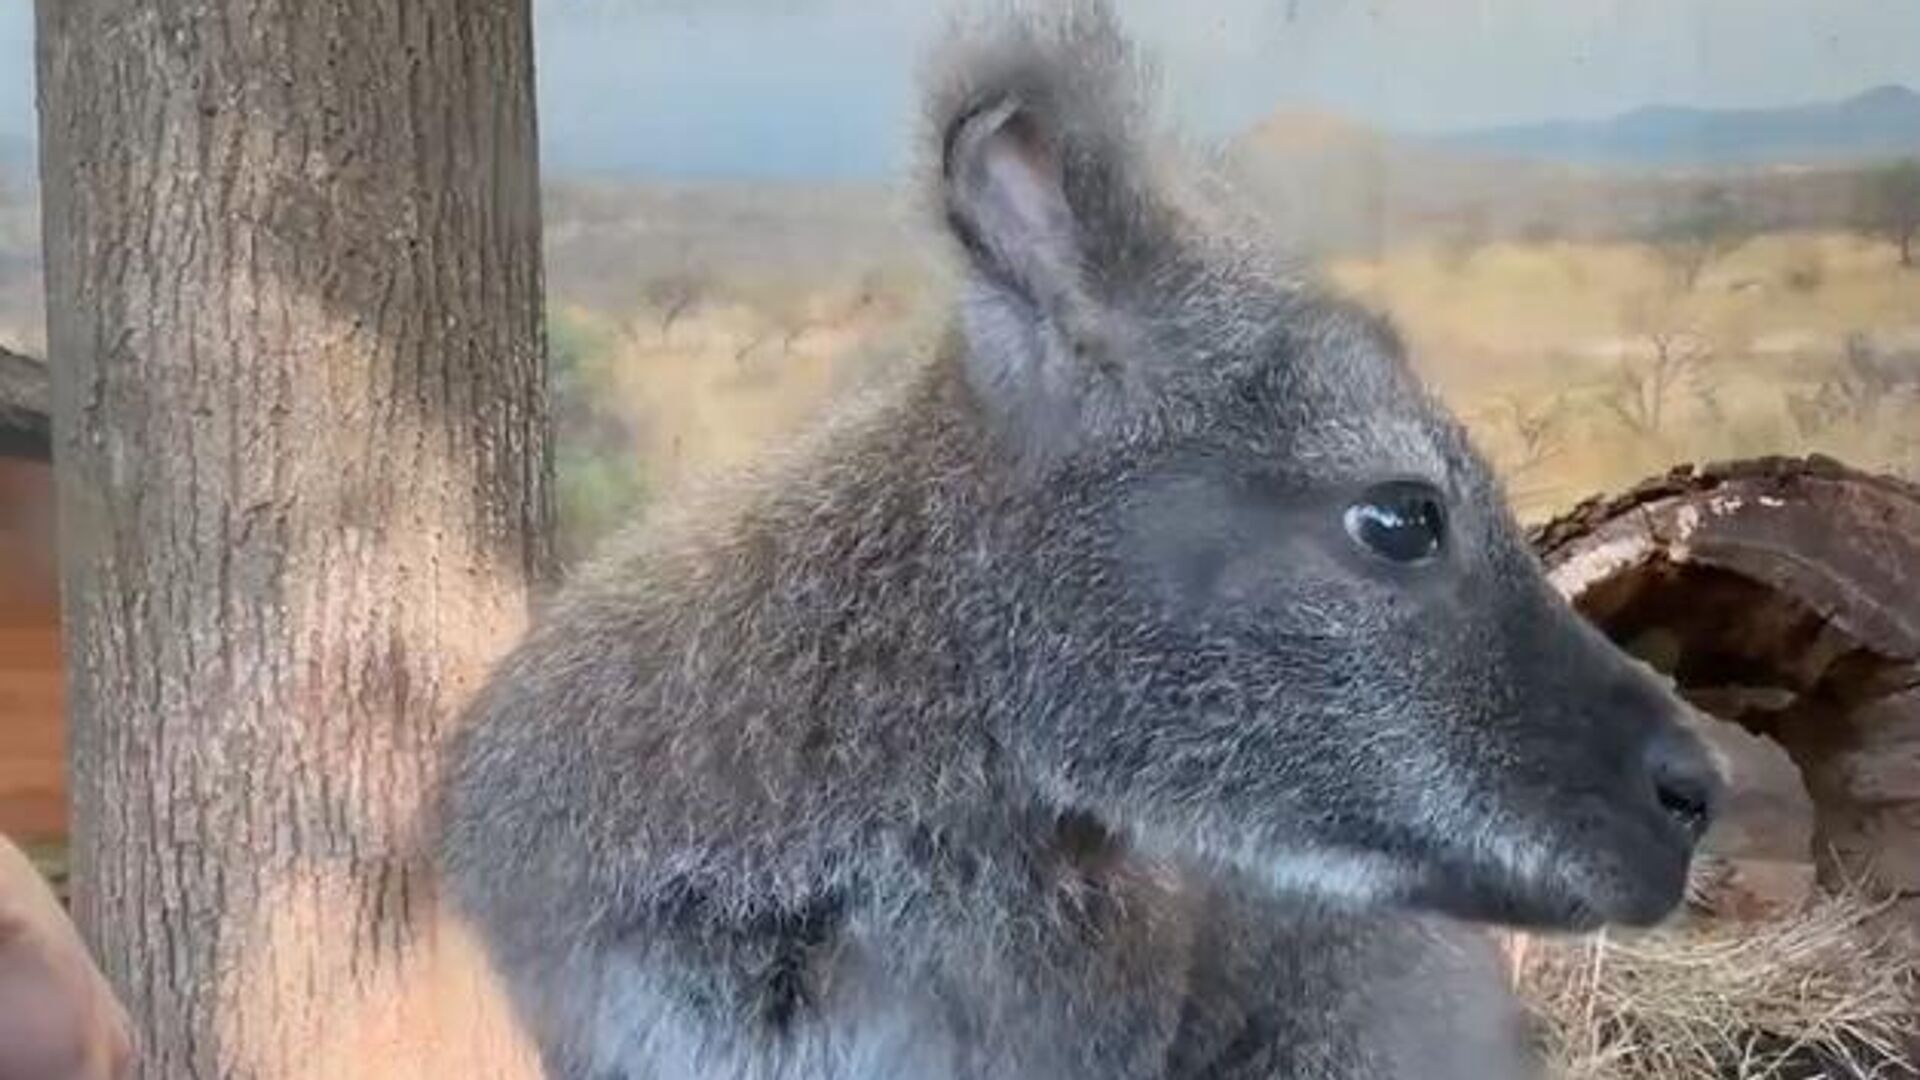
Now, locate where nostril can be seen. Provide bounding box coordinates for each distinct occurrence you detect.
[1644,728,1722,844]
[1656,776,1714,842]
[1643,714,1720,841]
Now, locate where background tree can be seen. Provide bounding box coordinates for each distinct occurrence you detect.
[551,310,645,564]
[1608,292,1712,436]
[1647,183,1752,291]
[37,2,550,1076]
[1858,159,1920,268]
[637,240,709,345]
[641,270,706,343]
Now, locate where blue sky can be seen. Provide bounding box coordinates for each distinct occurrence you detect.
[2,1,1917,179]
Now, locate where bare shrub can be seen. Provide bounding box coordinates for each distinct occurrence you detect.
[1606,313,1712,436]
[1493,393,1567,475]
[1857,160,1920,269]
[1786,333,1920,438]
[1782,244,1826,294]
[1648,185,1753,291]
[640,269,706,343]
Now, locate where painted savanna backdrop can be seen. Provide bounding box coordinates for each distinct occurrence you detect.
[0,3,1918,848]
[521,0,1920,557]
[527,12,1920,592]
[3,3,1920,555]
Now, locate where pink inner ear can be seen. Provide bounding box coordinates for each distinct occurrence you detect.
[978,111,1074,244]
[991,110,1055,177]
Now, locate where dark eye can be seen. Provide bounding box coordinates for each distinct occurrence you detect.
[1343,481,1447,564]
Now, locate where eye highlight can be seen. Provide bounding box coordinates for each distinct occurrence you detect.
[1343,481,1447,565]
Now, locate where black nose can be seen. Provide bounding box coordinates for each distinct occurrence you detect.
[1644,726,1722,843]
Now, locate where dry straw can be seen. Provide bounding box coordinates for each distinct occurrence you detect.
[1506,893,1918,1079]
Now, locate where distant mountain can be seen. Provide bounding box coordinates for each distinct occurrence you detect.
[1220,105,1882,256]
[1219,108,1597,254]
[1439,85,1920,169]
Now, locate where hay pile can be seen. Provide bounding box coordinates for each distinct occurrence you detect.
[1508,895,1919,1079]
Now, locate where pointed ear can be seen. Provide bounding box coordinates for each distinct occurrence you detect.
[942,96,1086,316]
[926,5,1174,458]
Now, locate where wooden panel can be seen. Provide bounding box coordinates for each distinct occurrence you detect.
[0,456,64,842]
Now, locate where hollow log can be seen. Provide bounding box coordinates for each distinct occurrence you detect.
[1531,455,1920,914]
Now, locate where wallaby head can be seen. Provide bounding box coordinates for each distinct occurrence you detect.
[928,3,1721,931]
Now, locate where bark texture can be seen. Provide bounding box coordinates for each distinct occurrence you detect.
[37,2,551,1076]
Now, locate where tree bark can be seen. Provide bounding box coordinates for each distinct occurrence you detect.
[36,2,551,1077]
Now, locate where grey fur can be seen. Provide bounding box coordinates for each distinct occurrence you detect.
[438,5,1721,1077]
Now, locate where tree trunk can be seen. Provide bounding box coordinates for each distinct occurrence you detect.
[36,3,551,1077]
